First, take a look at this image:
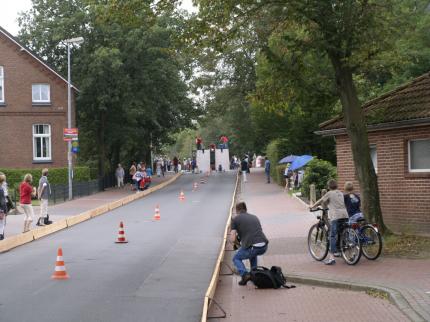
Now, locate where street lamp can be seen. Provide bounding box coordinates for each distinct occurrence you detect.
[65,37,84,200]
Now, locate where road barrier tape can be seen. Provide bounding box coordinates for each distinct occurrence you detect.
[0,173,182,253]
[201,172,239,322]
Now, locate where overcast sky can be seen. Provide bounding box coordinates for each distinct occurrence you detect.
[0,0,196,36]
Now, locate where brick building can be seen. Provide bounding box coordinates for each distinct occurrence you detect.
[317,72,430,235]
[0,26,77,169]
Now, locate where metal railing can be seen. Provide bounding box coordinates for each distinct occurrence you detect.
[10,174,117,207]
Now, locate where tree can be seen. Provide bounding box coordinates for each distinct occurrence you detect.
[184,0,427,234]
[19,0,197,176]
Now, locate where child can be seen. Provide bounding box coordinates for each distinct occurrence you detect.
[310,179,349,265]
[344,182,364,223]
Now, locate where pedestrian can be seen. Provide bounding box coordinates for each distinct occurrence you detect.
[37,168,52,226]
[343,181,364,222]
[264,157,271,183]
[133,168,144,191]
[20,174,35,232]
[156,159,162,177]
[196,136,202,150]
[115,164,125,188]
[173,156,179,173]
[129,162,137,190]
[0,173,8,240]
[284,163,291,191]
[241,157,248,183]
[230,202,269,285]
[310,179,349,265]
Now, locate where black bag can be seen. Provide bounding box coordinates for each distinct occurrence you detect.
[6,196,14,212]
[44,214,53,225]
[250,266,296,289]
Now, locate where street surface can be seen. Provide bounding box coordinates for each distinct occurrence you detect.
[209,169,411,322]
[0,172,236,322]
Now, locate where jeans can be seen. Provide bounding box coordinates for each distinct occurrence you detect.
[329,219,340,254]
[265,171,270,183]
[233,244,268,276]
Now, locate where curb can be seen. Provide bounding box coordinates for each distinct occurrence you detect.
[0,174,182,253]
[201,172,239,322]
[288,274,425,322]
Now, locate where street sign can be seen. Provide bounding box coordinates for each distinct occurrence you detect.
[71,140,79,153]
[64,128,78,141]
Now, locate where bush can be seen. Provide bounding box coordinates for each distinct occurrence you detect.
[266,138,292,185]
[0,166,91,190]
[301,159,337,199]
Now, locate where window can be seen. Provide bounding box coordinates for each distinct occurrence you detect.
[409,139,430,172]
[0,66,4,103]
[370,145,377,173]
[32,84,50,103]
[33,124,51,161]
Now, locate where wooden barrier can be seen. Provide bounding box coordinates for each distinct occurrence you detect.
[66,211,92,227]
[0,231,34,253]
[32,219,68,240]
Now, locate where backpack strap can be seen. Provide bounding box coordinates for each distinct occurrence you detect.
[281,284,296,289]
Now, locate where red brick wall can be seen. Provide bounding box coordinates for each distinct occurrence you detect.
[336,126,430,235]
[0,32,76,169]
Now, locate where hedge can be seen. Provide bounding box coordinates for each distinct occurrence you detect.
[300,158,337,199]
[0,166,91,189]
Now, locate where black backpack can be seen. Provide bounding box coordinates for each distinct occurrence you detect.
[250,266,296,289]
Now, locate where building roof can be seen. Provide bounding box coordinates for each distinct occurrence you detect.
[0,26,79,91]
[318,72,430,135]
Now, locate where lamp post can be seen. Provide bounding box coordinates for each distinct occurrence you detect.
[65,37,84,200]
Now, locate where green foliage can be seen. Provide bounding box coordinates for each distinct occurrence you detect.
[0,167,91,190]
[265,139,291,180]
[274,165,288,187]
[300,159,337,199]
[18,1,198,176]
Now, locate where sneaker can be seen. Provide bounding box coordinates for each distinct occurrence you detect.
[333,252,341,257]
[324,258,336,265]
[238,273,251,286]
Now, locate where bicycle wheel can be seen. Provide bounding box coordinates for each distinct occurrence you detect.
[360,225,382,260]
[340,227,362,265]
[307,223,329,261]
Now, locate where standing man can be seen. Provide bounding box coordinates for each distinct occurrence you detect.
[231,202,268,285]
[264,157,271,183]
[115,164,125,188]
[241,157,249,183]
[196,136,202,150]
[37,168,52,226]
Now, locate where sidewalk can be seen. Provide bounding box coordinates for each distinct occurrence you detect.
[3,174,174,239]
[209,168,429,322]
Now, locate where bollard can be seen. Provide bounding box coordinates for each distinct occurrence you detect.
[310,184,316,205]
[321,189,327,197]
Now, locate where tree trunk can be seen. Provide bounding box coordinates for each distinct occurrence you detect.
[98,111,106,179]
[329,54,389,234]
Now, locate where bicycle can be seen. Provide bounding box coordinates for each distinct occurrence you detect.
[308,207,362,265]
[349,214,382,260]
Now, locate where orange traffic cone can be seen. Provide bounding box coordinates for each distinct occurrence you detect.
[115,221,128,243]
[193,182,198,191]
[179,190,185,201]
[153,204,161,221]
[51,247,69,280]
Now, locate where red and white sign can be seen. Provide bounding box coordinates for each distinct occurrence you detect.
[63,128,78,141]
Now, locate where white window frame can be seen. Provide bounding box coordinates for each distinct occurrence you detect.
[369,144,377,174]
[0,66,4,103]
[408,138,430,173]
[32,84,51,103]
[32,124,52,161]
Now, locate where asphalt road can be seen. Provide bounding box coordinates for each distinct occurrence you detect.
[0,172,236,322]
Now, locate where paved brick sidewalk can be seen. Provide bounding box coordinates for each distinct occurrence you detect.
[3,174,175,239]
[209,169,428,321]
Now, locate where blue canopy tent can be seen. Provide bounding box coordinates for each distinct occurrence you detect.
[278,155,298,164]
[289,155,313,171]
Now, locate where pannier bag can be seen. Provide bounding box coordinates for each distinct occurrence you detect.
[250,266,296,289]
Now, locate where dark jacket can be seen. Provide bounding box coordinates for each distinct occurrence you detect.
[344,193,361,217]
[241,159,248,172]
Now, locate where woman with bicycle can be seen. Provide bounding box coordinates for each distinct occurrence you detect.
[310,179,349,265]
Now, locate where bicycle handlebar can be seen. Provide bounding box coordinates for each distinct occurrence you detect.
[309,207,328,212]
